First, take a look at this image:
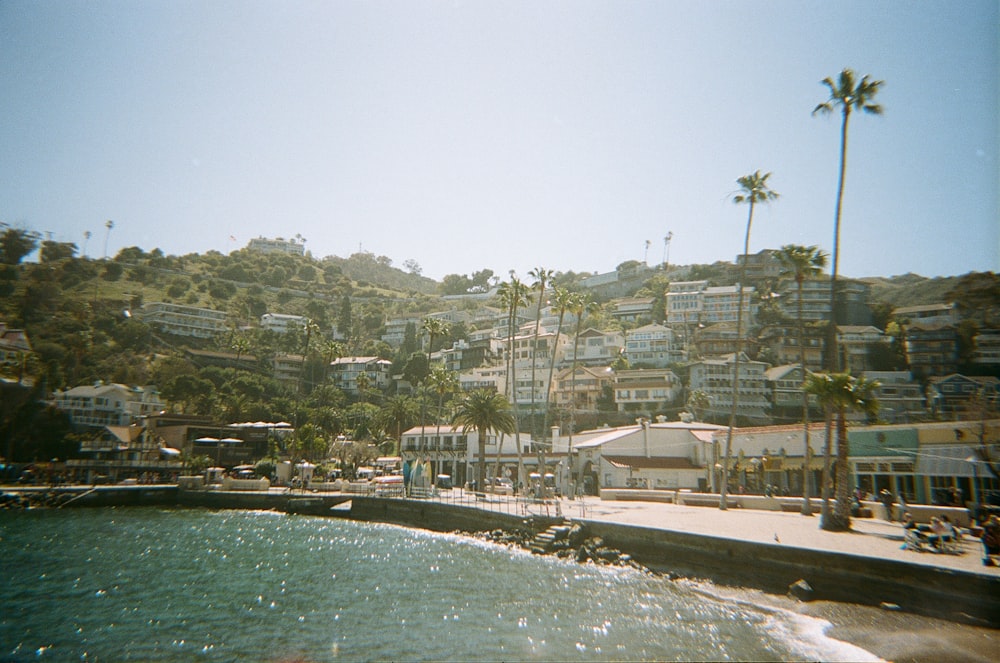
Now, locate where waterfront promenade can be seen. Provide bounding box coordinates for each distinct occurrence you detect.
[569,495,998,578]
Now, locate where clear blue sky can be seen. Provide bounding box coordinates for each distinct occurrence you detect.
[2,1,997,281]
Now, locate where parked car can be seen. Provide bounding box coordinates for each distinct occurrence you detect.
[486,477,514,495]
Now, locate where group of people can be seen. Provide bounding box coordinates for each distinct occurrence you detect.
[901,512,959,553]
[902,510,1000,566]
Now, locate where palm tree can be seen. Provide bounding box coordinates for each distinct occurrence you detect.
[82,230,92,258]
[776,244,828,515]
[539,286,573,472]
[453,388,515,491]
[381,394,419,455]
[418,317,450,464]
[813,68,884,371]
[804,372,880,531]
[566,292,593,451]
[426,366,459,477]
[497,276,530,485]
[528,267,554,438]
[103,219,114,259]
[720,170,779,510]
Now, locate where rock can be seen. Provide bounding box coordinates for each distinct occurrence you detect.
[788,579,814,601]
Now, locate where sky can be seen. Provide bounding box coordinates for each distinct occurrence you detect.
[1,1,997,282]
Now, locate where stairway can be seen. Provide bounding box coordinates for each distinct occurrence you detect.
[529,520,572,555]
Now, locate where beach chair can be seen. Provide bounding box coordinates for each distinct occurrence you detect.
[904,527,929,552]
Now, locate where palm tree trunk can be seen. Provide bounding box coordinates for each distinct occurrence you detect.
[831,407,852,530]
[721,200,754,509]
[820,408,833,527]
[798,278,813,516]
[827,107,851,372]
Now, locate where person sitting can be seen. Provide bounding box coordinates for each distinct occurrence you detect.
[901,512,930,551]
[927,516,956,553]
[982,515,1000,567]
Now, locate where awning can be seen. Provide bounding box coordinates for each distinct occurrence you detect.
[916,444,998,478]
[159,447,181,456]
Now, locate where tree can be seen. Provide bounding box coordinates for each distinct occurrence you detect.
[566,292,594,449]
[0,227,40,265]
[453,388,515,491]
[40,240,77,263]
[426,366,459,475]
[804,372,880,531]
[813,68,884,371]
[721,170,778,510]
[381,394,419,454]
[686,390,710,422]
[498,276,530,483]
[528,267,554,438]
[777,244,828,515]
[539,286,573,471]
[103,219,114,259]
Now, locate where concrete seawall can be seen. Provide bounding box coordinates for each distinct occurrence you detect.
[7,486,998,627]
[580,519,1000,627]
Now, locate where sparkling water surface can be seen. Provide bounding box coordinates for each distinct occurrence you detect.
[0,507,876,662]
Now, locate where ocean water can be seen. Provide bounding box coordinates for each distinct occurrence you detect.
[0,507,878,662]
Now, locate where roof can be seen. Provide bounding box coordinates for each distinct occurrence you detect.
[603,455,699,470]
[765,364,803,381]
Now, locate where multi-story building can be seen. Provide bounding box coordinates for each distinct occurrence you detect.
[758,323,825,371]
[624,324,681,368]
[246,236,305,256]
[926,374,999,416]
[837,325,887,374]
[777,277,872,325]
[51,382,165,430]
[381,316,422,348]
[260,313,308,334]
[860,371,927,423]
[552,365,615,413]
[904,323,958,378]
[666,280,757,327]
[271,353,304,386]
[560,328,625,368]
[971,329,1000,368]
[735,249,782,284]
[329,357,393,394]
[0,323,31,380]
[612,368,682,415]
[609,297,655,325]
[892,303,958,327]
[139,302,228,339]
[765,364,813,421]
[688,353,771,424]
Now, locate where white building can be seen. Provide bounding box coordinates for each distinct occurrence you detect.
[139,302,228,339]
[666,280,757,326]
[624,323,681,368]
[572,420,726,493]
[329,356,392,394]
[560,328,625,367]
[246,236,305,256]
[613,368,683,414]
[51,383,166,429]
[688,353,771,424]
[260,313,309,334]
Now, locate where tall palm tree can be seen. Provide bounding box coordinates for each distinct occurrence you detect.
[498,276,529,485]
[82,230,92,258]
[426,366,459,477]
[813,68,884,371]
[381,394,419,455]
[776,244,828,515]
[721,170,779,510]
[566,292,592,451]
[539,286,573,473]
[419,317,450,465]
[804,372,880,531]
[103,219,114,259]
[453,388,515,491]
[528,267,554,439]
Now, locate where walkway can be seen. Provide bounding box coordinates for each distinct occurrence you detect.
[570,495,997,577]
